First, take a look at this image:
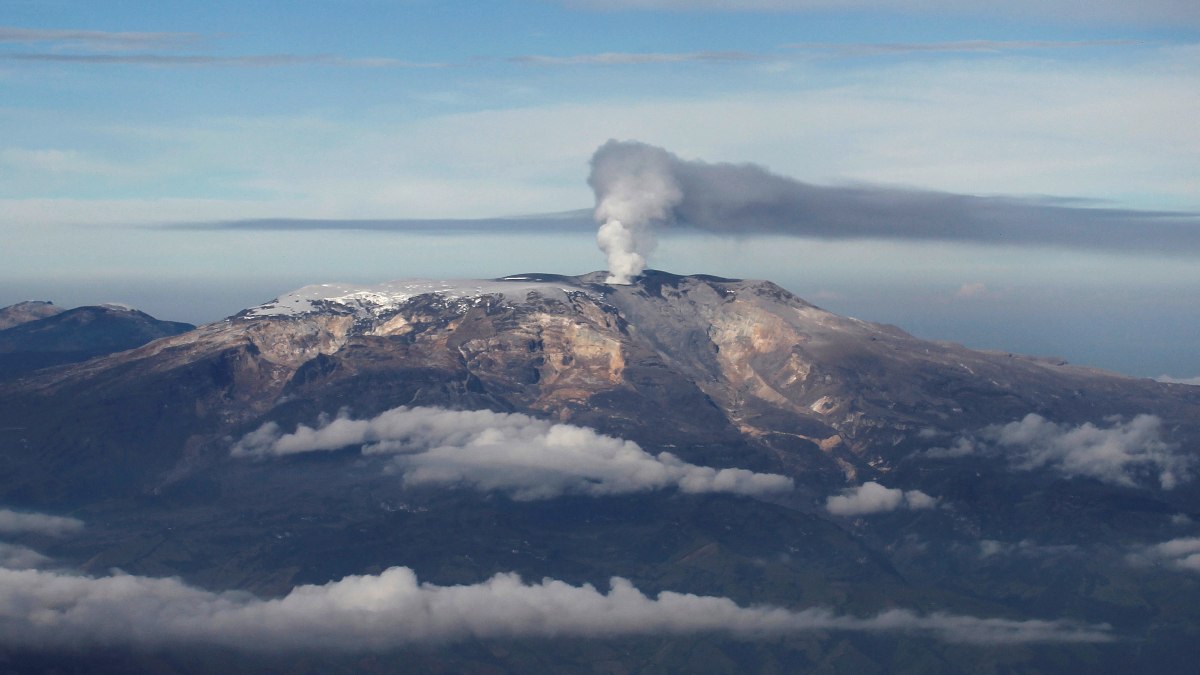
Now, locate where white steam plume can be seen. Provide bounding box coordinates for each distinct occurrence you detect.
[588,140,682,283]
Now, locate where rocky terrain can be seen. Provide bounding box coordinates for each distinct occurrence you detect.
[1,271,1199,673]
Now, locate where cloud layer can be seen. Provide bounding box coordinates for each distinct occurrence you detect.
[825,482,938,516]
[0,543,50,570]
[1156,375,1200,386]
[1129,537,1200,572]
[560,1,1200,25]
[0,508,84,537]
[0,53,445,68]
[782,39,1140,56]
[0,564,1111,650]
[0,26,202,50]
[926,414,1191,489]
[0,24,445,69]
[513,51,757,66]
[233,406,793,500]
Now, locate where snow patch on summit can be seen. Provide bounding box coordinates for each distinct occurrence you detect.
[245,278,595,319]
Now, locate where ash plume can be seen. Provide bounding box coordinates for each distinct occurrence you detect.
[586,140,1200,280]
[588,141,682,283]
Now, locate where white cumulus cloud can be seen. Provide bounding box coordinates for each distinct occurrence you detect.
[1128,537,1200,573]
[0,564,1111,650]
[232,406,793,500]
[825,481,938,516]
[925,414,1191,490]
[988,414,1188,490]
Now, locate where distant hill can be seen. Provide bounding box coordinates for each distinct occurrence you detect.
[0,303,194,380]
[0,300,64,330]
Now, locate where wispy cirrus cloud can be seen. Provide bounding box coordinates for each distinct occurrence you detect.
[0,564,1113,649]
[557,1,1200,26]
[0,26,202,51]
[0,52,448,68]
[508,40,1139,68]
[6,40,1195,228]
[165,211,594,233]
[782,39,1143,57]
[0,24,447,68]
[511,50,758,66]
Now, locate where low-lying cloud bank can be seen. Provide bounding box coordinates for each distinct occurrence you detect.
[825,481,938,516]
[0,543,50,570]
[0,508,84,537]
[1156,374,1200,386]
[1128,537,1200,573]
[0,564,1112,650]
[925,414,1190,490]
[233,406,793,500]
[0,508,82,570]
[977,539,1080,560]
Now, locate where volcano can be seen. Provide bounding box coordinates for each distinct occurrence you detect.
[1,271,1198,672]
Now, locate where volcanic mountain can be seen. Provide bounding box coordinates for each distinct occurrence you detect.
[1,271,1199,672]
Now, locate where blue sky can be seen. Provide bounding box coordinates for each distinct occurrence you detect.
[1,1,1198,378]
